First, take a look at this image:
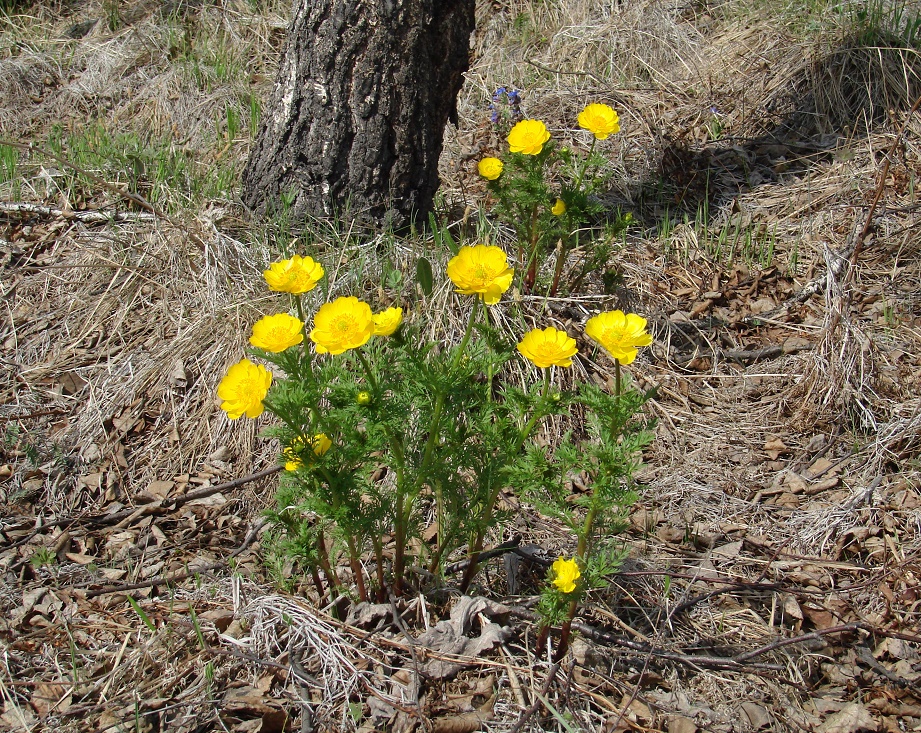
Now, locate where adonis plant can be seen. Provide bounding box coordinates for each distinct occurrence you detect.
[217,245,655,645]
[478,102,630,295]
[517,309,656,658]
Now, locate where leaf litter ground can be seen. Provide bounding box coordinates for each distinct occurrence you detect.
[1,0,921,731]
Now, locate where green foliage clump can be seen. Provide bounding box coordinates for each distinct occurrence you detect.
[477,96,631,295]
[218,242,656,632]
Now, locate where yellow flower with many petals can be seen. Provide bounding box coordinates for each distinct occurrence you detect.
[284,433,332,471]
[478,157,503,180]
[551,198,566,216]
[551,556,581,594]
[217,359,272,420]
[585,310,653,365]
[249,313,304,353]
[373,307,403,337]
[310,297,374,355]
[507,119,551,155]
[517,327,578,368]
[578,103,620,140]
[356,391,371,406]
[446,245,514,305]
[263,255,325,294]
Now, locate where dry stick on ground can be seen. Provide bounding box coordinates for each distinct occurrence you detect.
[732,622,869,663]
[668,537,795,619]
[506,605,784,673]
[757,89,921,317]
[2,465,283,550]
[0,139,171,222]
[507,662,560,733]
[849,90,921,276]
[0,201,157,223]
[81,517,268,598]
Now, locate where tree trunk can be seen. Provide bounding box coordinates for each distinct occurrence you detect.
[241,0,475,231]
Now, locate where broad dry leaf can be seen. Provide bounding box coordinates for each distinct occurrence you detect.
[431,694,495,733]
[816,703,877,733]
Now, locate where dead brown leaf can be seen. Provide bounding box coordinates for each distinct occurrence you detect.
[430,694,495,733]
[816,702,877,733]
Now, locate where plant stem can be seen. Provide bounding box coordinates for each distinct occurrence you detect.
[346,536,368,602]
[356,350,378,392]
[310,567,327,604]
[573,137,596,192]
[395,299,480,593]
[459,369,551,592]
[556,505,597,660]
[294,294,311,363]
[356,346,410,595]
[452,297,480,370]
[525,204,540,292]
[316,530,339,591]
[372,537,386,602]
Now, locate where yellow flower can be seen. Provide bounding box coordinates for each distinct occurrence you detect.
[585,310,653,365]
[478,157,503,180]
[217,359,272,420]
[446,245,514,305]
[552,556,581,594]
[284,433,332,471]
[356,391,372,406]
[373,307,403,337]
[578,103,620,140]
[249,313,304,353]
[310,297,374,355]
[551,198,566,216]
[263,255,325,294]
[517,327,578,368]
[312,432,332,456]
[507,119,551,155]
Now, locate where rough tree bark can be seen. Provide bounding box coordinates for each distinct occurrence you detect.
[241,0,475,230]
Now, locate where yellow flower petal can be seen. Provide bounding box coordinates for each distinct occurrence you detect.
[577,103,620,140]
[585,310,653,365]
[372,307,403,337]
[310,297,374,355]
[284,433,332,471]
[517,326,578,368]
[217,359,272,420]
[312,433,332,456]
[446,245,514,305]
[551,556,581,594]
[478,157,503,180]
[507,119,551,155]
[551,198,566,216]
[263,254,325,294]
[249,313,304,353]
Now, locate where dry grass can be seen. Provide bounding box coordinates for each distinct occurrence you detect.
[2,0,921,730]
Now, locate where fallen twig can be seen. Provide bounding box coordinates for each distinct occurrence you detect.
[671,341,814,369]
[732,622,866,662]
[80,517,268,598]
[2,465,283,550]
[0,200,157,223]
[506,606,784,673]
[0,139,170,221]
[508,662,560,733]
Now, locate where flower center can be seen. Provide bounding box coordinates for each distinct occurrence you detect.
[333,315,356,333]
[602,326,626,346]
[473,264,494,284]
